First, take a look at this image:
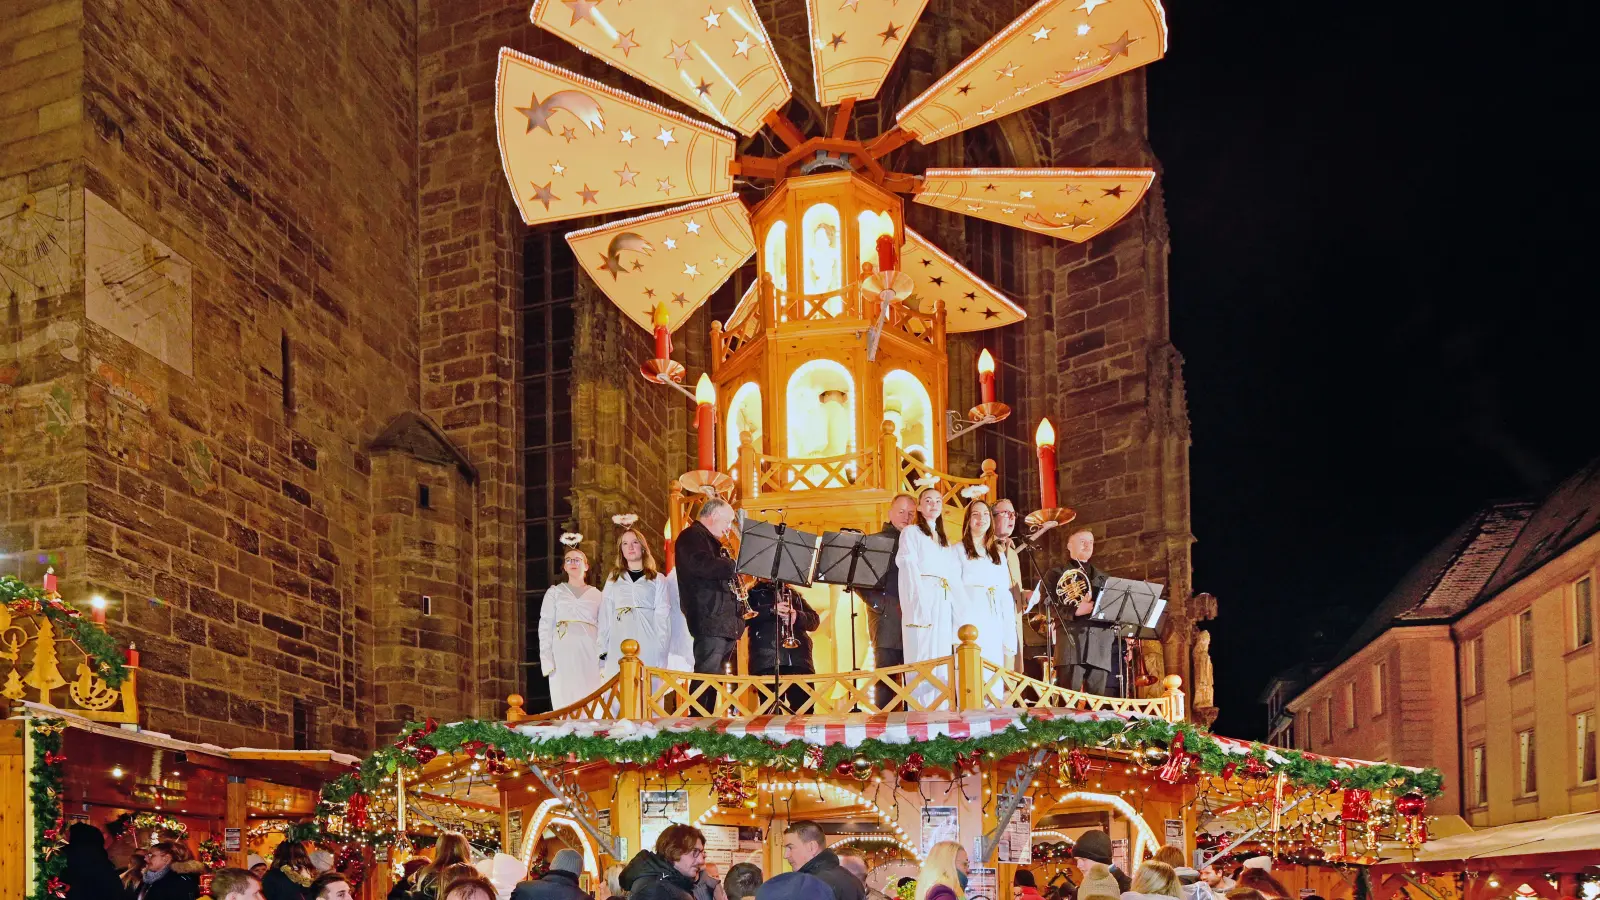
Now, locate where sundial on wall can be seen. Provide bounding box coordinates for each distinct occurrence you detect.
[85,190,194,376]
[0,184,73,304]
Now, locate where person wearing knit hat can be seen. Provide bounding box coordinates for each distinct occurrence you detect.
[1076,864,1122,900]
[1071,831,1130,894]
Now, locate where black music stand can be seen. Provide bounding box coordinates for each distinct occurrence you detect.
[815,529,898,670]
[1091,577,1166,697]
[734,520,821,586]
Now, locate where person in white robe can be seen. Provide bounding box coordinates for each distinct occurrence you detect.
[538,539,604,710]
[598,524,671,676]
[958,498,1018,699]
[896,485,963,708]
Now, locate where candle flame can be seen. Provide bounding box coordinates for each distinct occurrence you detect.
[977,348,995,375]
[652,302,670,328]
[1034,417,1056,448]
[664,520,672,540]
[695,373,716,406]
[90,595,107,610]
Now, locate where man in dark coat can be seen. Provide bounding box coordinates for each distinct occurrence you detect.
[1052,529,1120,696]
[675,498,744,675]
[622,824,706,900]
[747,582,821,711]
[781,822,865,900]
[513,850,590,900]
[61,822,124,900]
[1072,830,1131,894]
[857,494,915,708]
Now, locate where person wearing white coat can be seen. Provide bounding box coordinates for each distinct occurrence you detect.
[896,486,963,707]
[598,526,671,676]
[539,541,605,710]
[957,499,1017,694]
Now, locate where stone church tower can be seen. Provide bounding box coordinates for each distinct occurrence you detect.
[0,0,1194,752]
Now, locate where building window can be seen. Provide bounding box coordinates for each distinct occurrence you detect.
[1575,577,1594,649]
[1323,697,1333,742]
[1470,745,1486,807]
[1463,637,1482,697]
[1343,681,1356,730]
[1518,729,1537,797]
[1371,661,1387,717]
[1515,609,1534,676]
[1578,712,1597,785]
[521,229,578,710]
[292,699,315,751]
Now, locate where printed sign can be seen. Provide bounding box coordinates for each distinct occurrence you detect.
[507,810,524,859]
[968,867,998,900]
[1163,819,1185,854]
[997,797,1033,864]
[642,790,691,856]
[1111,838,1129,874]
[224,828,242,852]
[920,807,960,855]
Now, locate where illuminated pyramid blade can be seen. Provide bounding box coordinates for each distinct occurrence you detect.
[896,0,1168,144]
[806,0,930,106]
[916,168,1154,243]
[496,48,737,226]
[530,0,792,137]
[901,228,1025,333]
[566,194,755,333]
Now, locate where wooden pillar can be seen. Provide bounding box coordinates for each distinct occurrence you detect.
[955,625,983,710]
[226,776,249,869]
[0,725,26,898]
[613,772,642,861]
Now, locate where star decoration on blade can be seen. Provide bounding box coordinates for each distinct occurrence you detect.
[995,62,1019,79]
[840,0,862,9]
[695,78,714,98]
[561,126,577,142]
[551,161,566,174]
[734,36,753,57]
[657,177,675,195]
[1100,31,1138,60]
[1031,26,1052,42]
[683,263,700,278]
[672,292,689,305]
[703,7,721,29]
[656,126,677,147]
[1019,190,1033,199]
[620,128,637,145]
[616,164,638,186]
[956,84,972,95]
[686,219,703,234]
[663,237,678,250]
[982,307,999,319]
[1077,0,1108,13]
[563,0,599,26]
[879,23,901,44]
[666,40,693,67]
[829,33,846,49]
[930,276,945,286]
[579,184,599,204]
[1103,185,1126,198]
[614,30,640,56]
[530,182,560,209]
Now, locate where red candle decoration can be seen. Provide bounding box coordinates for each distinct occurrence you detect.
[125,643,141,668]
[875,233,897,273]
[90,595,107,625]
[663,520,675,573]
[694,374,716,471]
[652,302,672,360]
[1034,418,1058,509]
[977,348,996,404]
[43,567,57,594]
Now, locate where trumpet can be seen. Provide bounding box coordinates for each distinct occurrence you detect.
[735,574,759,620]
[777,586,801,649]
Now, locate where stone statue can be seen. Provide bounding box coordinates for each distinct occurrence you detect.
[1192,629,1214,709]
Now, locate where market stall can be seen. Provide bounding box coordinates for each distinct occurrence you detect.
[1371,812,1600,900]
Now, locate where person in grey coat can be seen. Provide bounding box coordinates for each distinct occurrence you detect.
[513,850,590,900]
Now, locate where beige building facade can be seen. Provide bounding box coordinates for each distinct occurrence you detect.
[1285,459,1600,823]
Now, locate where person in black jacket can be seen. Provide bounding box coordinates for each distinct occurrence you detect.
[780,823,865,900]
[127,843,200,900]
[856,494,915,708]
[621,825,706,900]
[513,850,590,900]
[61,823,124,900]
[675,499,743,673]
[261,839,316,900]
[747,582,820,712]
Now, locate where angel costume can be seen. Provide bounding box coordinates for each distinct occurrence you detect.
[960,548,1019,699]
[598,570,671,677]
[896,521,963,707]
[538,581,604,709]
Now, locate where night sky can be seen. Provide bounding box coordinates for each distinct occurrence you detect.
[1145,1,1597,737]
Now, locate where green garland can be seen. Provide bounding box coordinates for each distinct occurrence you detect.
[1,575,129,688]
[28,718,69,900]
[317,714,1442,832]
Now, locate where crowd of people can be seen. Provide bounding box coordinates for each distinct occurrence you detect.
[536,489,1127,710]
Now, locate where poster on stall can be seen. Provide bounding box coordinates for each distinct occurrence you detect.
[967,867,998,900]
[1111,838,1129,874]
[1163,819,1184,853]
[997,797,1033,864]
[920,807,960,855]
[642,790,690,855]
[506,809,524,858]
[702,824,740,868]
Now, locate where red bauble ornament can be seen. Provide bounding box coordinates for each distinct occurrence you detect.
[1326,778,1341,792]
[413,745,438,764]
[1242,756,1271,778]
[1394,792,1426,817]
[835,760,855,778]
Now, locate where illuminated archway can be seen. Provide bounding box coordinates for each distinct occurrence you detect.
[765,221,789,293]
[882,369,932,461]
[786,360,856,476]
[727,382,763,482]
[1049,791,1161,863]
[802,203,842,315]
[519,797,601,874]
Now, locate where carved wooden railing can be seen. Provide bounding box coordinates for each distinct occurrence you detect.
[710,275,947,370]
[901,451,999,525]
[0,597,139,724]
[980,661,1185,721]
[751,446,878,494]
[507,632,1185,723]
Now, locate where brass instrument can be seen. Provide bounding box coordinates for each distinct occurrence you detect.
[778,585,801,649]
[735,574,759,619]
[1057,565,1094,614]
